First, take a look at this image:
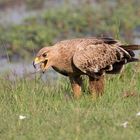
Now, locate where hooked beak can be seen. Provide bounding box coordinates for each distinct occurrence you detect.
[33,57,41,69]
[33,61,36,69]
[33,57,48,70]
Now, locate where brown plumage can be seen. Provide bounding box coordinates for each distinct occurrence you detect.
[33,37,140,98]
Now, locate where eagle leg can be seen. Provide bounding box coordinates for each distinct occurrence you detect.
[69,76,83,99]
[89,75,105,99]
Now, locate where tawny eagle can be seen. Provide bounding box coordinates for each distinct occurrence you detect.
[33,37,140,98]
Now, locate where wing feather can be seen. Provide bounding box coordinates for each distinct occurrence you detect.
[73,42,128,76]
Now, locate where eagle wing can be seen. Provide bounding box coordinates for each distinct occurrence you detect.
[73,41,131,77]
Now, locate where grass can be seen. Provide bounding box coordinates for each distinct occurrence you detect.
[0,64,140,140]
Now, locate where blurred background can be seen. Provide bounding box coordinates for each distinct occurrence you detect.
[0,0,140,78]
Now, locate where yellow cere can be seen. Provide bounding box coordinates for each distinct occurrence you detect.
[34,57,40,63]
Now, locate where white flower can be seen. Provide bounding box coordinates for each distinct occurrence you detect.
[121,121,128,128]
[19,115,27,120]
[136,112,140,116]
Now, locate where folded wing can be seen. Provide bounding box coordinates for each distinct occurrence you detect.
[73,41,138,77]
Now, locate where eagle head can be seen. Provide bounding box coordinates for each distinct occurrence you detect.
[33,47,51,72]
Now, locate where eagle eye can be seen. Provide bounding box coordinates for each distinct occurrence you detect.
[42,53,47,57]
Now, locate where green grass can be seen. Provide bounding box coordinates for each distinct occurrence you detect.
[0,65,140,140]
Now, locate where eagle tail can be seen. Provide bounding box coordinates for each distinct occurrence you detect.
[120,45,140,62]
[106,45,140,75]
[127,57,140,63]
[120,45,140,50]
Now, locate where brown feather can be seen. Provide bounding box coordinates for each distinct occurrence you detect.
[73,42,133,78]
[120,45,140,50]
[33,37,140,98]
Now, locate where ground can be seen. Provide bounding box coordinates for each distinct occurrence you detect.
[0,64,140,140]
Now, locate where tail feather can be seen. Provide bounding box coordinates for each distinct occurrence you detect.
[127,58,140,63]
[120,45,140,50]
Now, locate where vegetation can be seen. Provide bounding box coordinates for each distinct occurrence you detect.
[0,0,45,10]
[0,0,140,60]
[0,63,140,139]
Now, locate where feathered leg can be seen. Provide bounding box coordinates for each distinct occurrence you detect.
[89,75,105,99]
[69,76,83,99]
